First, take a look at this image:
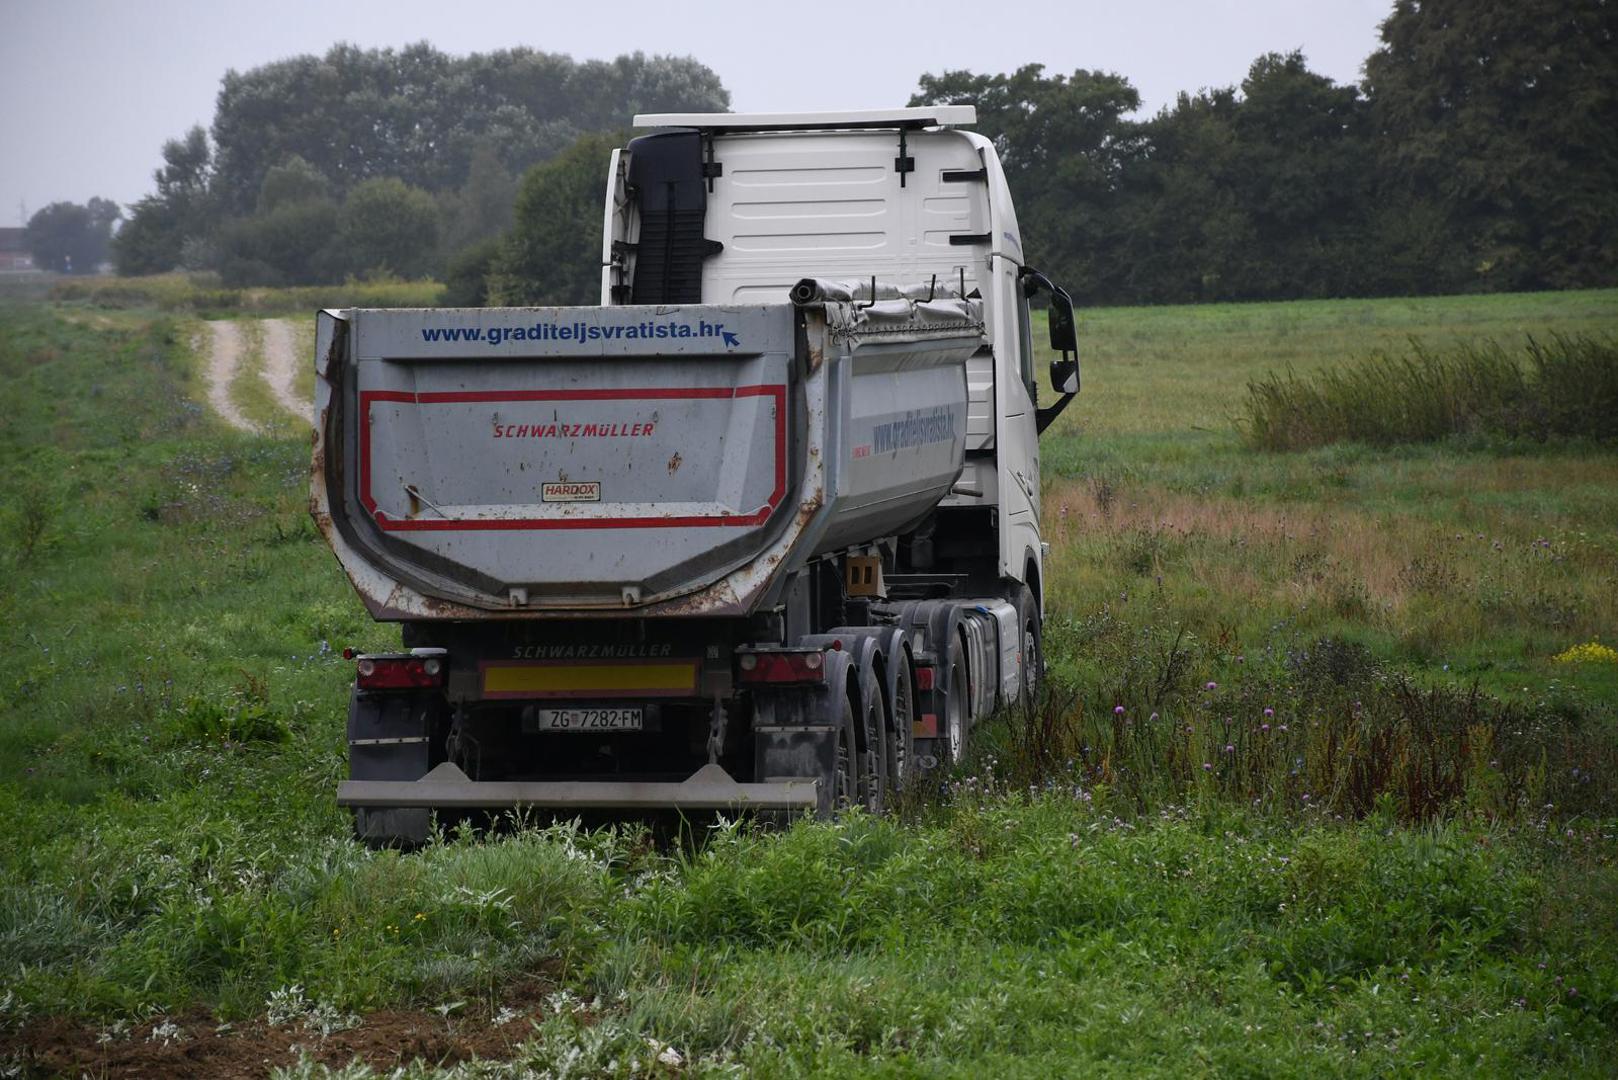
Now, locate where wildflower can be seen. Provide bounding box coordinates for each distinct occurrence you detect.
[1114,705,1126,715]
[1205,681,1218,690]
[1553,641,1618,665]
[1263,707,1274,718]
[1301,793,1311,802]
[1261,723,1270,732]
[1202,763,1212,771]
[1149,712,1159,722]
[1223,744,1234,754]
[1279,724,1289,732]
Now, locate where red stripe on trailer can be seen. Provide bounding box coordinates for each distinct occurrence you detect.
[357,384,788,531]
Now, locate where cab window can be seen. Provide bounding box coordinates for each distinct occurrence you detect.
[1016,288,1037,402]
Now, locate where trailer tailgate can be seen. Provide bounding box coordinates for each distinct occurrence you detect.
[320,305,796,611]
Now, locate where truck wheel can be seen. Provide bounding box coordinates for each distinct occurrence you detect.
[1013,583,1043,706]
[353,806,430,850]
[942,634,968,768]
[817,690,860,819]
[857,660,888,814]
[886,649,916,794]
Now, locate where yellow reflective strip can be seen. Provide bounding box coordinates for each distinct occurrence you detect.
[483,663,697,695]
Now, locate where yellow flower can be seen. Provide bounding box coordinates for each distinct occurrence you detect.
[1552,641,1618,665]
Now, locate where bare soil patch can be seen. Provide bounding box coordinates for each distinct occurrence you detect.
[5,986,553,1078]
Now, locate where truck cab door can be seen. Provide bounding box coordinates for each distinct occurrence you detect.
[994,256,1042,589]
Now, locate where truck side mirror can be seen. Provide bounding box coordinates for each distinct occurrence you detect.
[1020,266,1081,434]
[1050,358,1078,395]
[1047,288,1077,355]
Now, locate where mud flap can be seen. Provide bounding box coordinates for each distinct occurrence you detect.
[347,689,437,848]
[752,647,854,818]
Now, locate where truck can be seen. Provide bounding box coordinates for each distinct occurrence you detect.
[311,106,1082,845]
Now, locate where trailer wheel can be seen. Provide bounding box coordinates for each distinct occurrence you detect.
[942,634,969,767]
[1013,583,1043,706]
[826,689,860,817]
[886,648,916,794]
[856,660,888,814]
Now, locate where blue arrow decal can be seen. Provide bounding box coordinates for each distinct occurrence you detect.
[721,330,740,348]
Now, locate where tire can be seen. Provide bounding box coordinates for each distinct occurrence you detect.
[858,662,888,814]
[825,689,860,817]
[942,634,968,768]
[1013,583,1043,707]
[885,648,916,795]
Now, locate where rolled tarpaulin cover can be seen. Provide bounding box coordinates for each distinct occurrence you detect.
[791,278,967,306]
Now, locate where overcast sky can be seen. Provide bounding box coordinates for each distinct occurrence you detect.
[0,0,1392,223]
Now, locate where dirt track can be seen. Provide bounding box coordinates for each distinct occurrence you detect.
[202,318,308,433]
[203,321,258,434]
[259,318,311,422]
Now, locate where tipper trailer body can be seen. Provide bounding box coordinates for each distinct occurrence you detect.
[311,107,1082,843]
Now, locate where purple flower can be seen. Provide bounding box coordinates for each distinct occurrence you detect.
[1263,707,1274,718]
[1278,724,1289,732]
[1205,681,1218,690]
[1202,763,1212,771]
[1223,744,1234,753]
[1301,793,1311,802]
[1114,705,1126,715]
[1149,712,1159,722]
[1261,723,1270,732]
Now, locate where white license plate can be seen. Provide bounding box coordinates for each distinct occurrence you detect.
[535,707,643,732]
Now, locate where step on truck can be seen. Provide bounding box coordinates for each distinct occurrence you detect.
[311,107,1082,845]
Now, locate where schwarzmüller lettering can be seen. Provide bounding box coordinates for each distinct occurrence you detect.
[492,421,657,439]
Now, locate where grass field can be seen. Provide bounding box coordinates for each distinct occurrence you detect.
[1,287,1616,1076]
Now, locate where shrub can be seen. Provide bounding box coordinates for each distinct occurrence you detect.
[1240,335,1618,449]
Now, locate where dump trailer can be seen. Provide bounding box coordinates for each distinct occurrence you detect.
[311,107,1083,844]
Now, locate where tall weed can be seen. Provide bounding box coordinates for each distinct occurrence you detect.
[1242,335,1618,449]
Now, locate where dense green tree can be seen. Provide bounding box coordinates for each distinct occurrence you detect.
[114,127,215,275]
[488,132,620,306]
[27,198,121,274]
[209,44,727,212]
[442,236,504,307]
[437,141,519,258]
[337,178,441,279]
[1115,52,1372,303]
[1364,0,1618,291]
[257,155,332,214]
[217,200,341,287]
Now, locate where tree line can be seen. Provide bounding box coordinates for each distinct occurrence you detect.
[32,1,1614,304]
[917,0,1617,304]
[485,0,1618,308]
[98,43,726,286]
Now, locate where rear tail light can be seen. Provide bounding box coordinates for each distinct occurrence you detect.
[736,648,827,686]
[915,663,936,691]
[355,654,445,690]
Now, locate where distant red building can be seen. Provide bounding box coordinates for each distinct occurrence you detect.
[0,228,36,271]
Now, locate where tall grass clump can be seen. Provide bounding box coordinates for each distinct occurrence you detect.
[979,615,1618,824]
[1242,334,1618,450]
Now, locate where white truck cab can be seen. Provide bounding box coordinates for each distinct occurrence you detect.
[604,107,1079,607]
